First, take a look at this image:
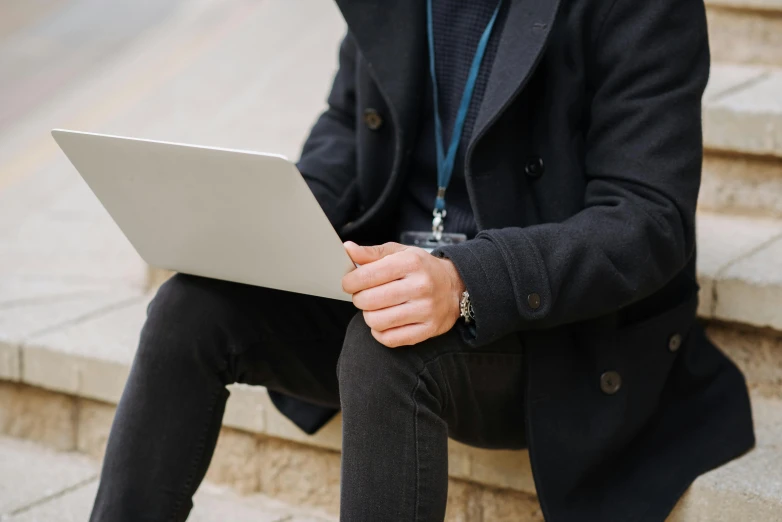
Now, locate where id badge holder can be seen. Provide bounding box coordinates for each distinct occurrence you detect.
[400,231,467,252]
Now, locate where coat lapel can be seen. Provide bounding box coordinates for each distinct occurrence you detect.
[470,0,562,149]
[334,0,561,233]
[334,0,426,146]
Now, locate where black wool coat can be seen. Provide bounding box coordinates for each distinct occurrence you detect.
[269,0,756,520]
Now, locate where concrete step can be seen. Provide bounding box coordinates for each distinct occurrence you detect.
[1,384,780,521]
[696,212,782,337]
[0,435,337,522]
[704,64,782,159]
[702,63,782,218]
[709,0,782,9]
[670,397,782,521]
[700,152,782,219]
[706,0,782,67]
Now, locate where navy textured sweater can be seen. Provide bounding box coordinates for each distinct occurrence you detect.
[396,0,507,239]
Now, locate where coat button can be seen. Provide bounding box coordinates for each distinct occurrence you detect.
[363,108,383,130]
[527,293,541,309]
[668,333,683,353]
[524,157,545,178]
[600,371,622,395]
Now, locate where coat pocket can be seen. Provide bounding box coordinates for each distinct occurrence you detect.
[589,291,700,443]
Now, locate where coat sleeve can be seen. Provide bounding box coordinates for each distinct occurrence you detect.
[433,0,709,346]
[297,34,359,229]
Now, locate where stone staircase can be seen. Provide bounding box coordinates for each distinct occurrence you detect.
[0,435,336,521]
[675,1,782,520]
[0,0,781,520]
[702,0,782,223]
[707,0,782,68]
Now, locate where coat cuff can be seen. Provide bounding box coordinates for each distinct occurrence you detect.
[432,235,519,347]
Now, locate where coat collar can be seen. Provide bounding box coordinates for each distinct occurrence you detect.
[335,0,561,151]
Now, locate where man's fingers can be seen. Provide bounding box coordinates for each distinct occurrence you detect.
[344,241,407,265]
[342,250,419,294]
[352,279,413,310]
[371,323,433,348]
[363,301,427,332]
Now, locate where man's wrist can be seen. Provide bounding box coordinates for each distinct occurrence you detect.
[440,257,467,322]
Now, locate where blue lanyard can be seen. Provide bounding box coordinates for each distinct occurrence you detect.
[426,0,502,215]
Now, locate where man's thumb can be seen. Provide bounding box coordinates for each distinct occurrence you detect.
[344,241,406,264]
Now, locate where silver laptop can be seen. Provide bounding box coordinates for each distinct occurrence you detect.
[52,129,355,301]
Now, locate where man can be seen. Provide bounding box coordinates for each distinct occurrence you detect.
[90,0,755,520]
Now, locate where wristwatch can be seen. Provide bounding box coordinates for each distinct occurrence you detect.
[459,291,475,324]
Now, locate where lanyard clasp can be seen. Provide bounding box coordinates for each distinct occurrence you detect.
[432,208,446,241]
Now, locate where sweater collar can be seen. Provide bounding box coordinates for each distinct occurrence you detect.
[335,0,561,153]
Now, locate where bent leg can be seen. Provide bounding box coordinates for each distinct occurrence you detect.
[337,315,526,522]
[90,274,356,522]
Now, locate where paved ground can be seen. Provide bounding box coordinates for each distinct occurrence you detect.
[0,436,335,521]
[0,0,344,518]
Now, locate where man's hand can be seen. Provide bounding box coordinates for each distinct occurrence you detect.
[342,241,466,348]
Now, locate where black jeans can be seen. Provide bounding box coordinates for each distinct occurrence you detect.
[90,274,527,521]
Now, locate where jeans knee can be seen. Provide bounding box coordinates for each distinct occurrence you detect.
[138,274,224,365]
[337,314,421,405]
[337,313,375,378]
